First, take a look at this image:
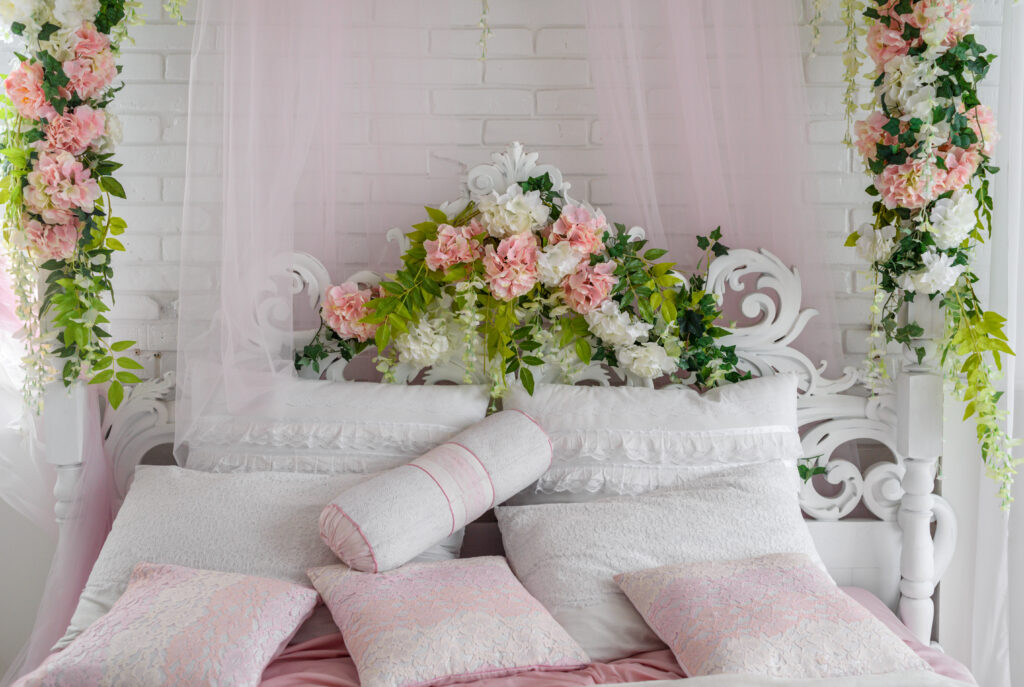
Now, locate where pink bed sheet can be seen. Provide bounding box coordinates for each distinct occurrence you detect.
[259,588,975,687]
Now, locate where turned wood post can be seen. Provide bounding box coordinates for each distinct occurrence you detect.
[43,382,88,527]
[896,301,945,644]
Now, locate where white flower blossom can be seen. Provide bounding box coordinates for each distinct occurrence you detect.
[584,300,653,348]
[921,7,952,48]
[899,249,966,295]
[52,0,99,27]
[478,184,550,239]
[616,342,677,379]
[536,241,583,287]
[395,317,450,368]
[855,223,898,264]
[928,189,977,250]
[0,0,38,27]
[879,54,947,119]
[97,113,123,154]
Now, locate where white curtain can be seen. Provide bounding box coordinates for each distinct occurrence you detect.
[968,3,1024,686]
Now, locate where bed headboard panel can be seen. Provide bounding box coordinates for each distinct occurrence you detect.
[43,241,953,645]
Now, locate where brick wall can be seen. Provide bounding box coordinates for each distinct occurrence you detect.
[5,0,1008,376]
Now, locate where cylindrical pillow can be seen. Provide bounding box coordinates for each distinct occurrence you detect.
[319,410,552,572]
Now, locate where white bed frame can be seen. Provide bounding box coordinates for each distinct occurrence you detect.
[41,144,955,647]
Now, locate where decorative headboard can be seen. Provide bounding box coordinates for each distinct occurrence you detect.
[42,145,955,646]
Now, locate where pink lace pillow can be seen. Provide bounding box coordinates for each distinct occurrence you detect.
[308,556,590,687]
[615,553,932,679]
[16,562,317,687]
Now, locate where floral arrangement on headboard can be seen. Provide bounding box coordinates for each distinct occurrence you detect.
[824,0,1019,505]
[0,0,187,408]
[297,144,746,397]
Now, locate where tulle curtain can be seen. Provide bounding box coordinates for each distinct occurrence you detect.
[584,0,837,365]
[176,0,468,453]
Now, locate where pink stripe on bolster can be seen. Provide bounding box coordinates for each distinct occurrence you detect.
[408,463,457,535]
[319,503,379,574]
[508,409,554,468]
[449,441,497,509]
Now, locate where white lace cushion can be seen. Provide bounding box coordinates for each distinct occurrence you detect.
[185,381,490,473]
[18,563,317,687]
[308,557,590,687]
[502,374,802,497]
[56,466,462,649]
[495,460,825,662]
[615,553,931,678]
[320,410,552,572]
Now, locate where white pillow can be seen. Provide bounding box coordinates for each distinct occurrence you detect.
[494,460,824,662]
[57,466,461,649]
[185,381,490,473]
[503,374,802,500]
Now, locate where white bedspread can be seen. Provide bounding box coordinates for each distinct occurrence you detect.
[605,670,971,687]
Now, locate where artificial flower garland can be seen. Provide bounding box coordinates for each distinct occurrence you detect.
[839,0,1019,506]
[298,156,744,396]
[0,0,186,408]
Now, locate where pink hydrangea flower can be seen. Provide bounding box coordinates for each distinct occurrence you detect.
[4,61,57,121]
[424,221,484,272]
[43,105,106,155]
[24,217,80,261]
[563,261,618,314]
[483,232,539,301]
[866,22,909,68]
[27,151,103,216]
[965,105,998,156]
[938,147,981,194]
[321,282,381,342]
[875,158,946,210]
[548,204,607,256]
[63,26,117,101]
[854,112,898,161]
[74,23,111,58]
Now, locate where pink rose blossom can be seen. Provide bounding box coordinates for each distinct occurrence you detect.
[25,217,80,261]
[25,151,103,221]
[4,61,57,121]
[875,158,946,210]
[321,282,381,342]
[563,261,617,314]
[424,221,484,272]
[483,232,539,301]
[938,147,981,194]
[43,105,106,155]
[74,23,111,58]
[965,105,998,156]
[854,111,898,161]
[866,22,909,68]
[63,48,117,101]
[548,204,607,256]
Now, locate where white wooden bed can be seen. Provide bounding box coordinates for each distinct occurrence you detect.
[41,147,955,649]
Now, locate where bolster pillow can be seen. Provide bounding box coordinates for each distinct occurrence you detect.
[319,410,552,572]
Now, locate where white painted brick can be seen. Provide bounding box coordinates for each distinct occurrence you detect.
[119,115,163,143]
[485,59,588,86]
[484,119,588,146]
[118,176,162,203]
[114,234,163,263]
[164,53,191,81]
[119,53,165,81]
[535,28,589,56]
[487,0,585,25]
[117,145,187,175]
[430,28,533,57]
[431,89,533,115]
[804,55,845,84]
[147,323,178,350]
[109,295,161,320]
[808,119,848,144]
[535,89,597,115]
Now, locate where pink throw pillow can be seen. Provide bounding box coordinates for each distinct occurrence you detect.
[615,553,932,679]
[308,556,590,687]
[16,562,317,687]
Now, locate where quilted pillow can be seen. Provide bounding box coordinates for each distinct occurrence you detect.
[185,381,490,474]
[17,563,317,687]
[495,460,824,662]
[503,374,802,500]
[615,553,931,678]
[308,557,590,687]
[320,410,551,572]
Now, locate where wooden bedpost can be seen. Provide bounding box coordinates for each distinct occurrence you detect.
[896,301,946,644]
[43,381,89,527]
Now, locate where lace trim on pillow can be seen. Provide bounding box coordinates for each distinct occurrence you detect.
[185,450,415,474]
[546,426,802,466]
[536,461,775,494]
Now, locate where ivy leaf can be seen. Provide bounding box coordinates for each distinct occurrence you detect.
[37,23,59,41]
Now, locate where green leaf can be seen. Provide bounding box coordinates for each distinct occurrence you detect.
[106,237,125,251]
[519,367,535,396]
[522,355,544,367]
[425,207,448,224]
[117,356,145,370]
[107,380,124,409]
[10,22,24,36]
[100,177,127,199]
[575,339,592,365]
[89,369,114,384]
[116,371,143,384]
[111,340,135,352]
[643,248,668,261]
[37,22,59,41]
